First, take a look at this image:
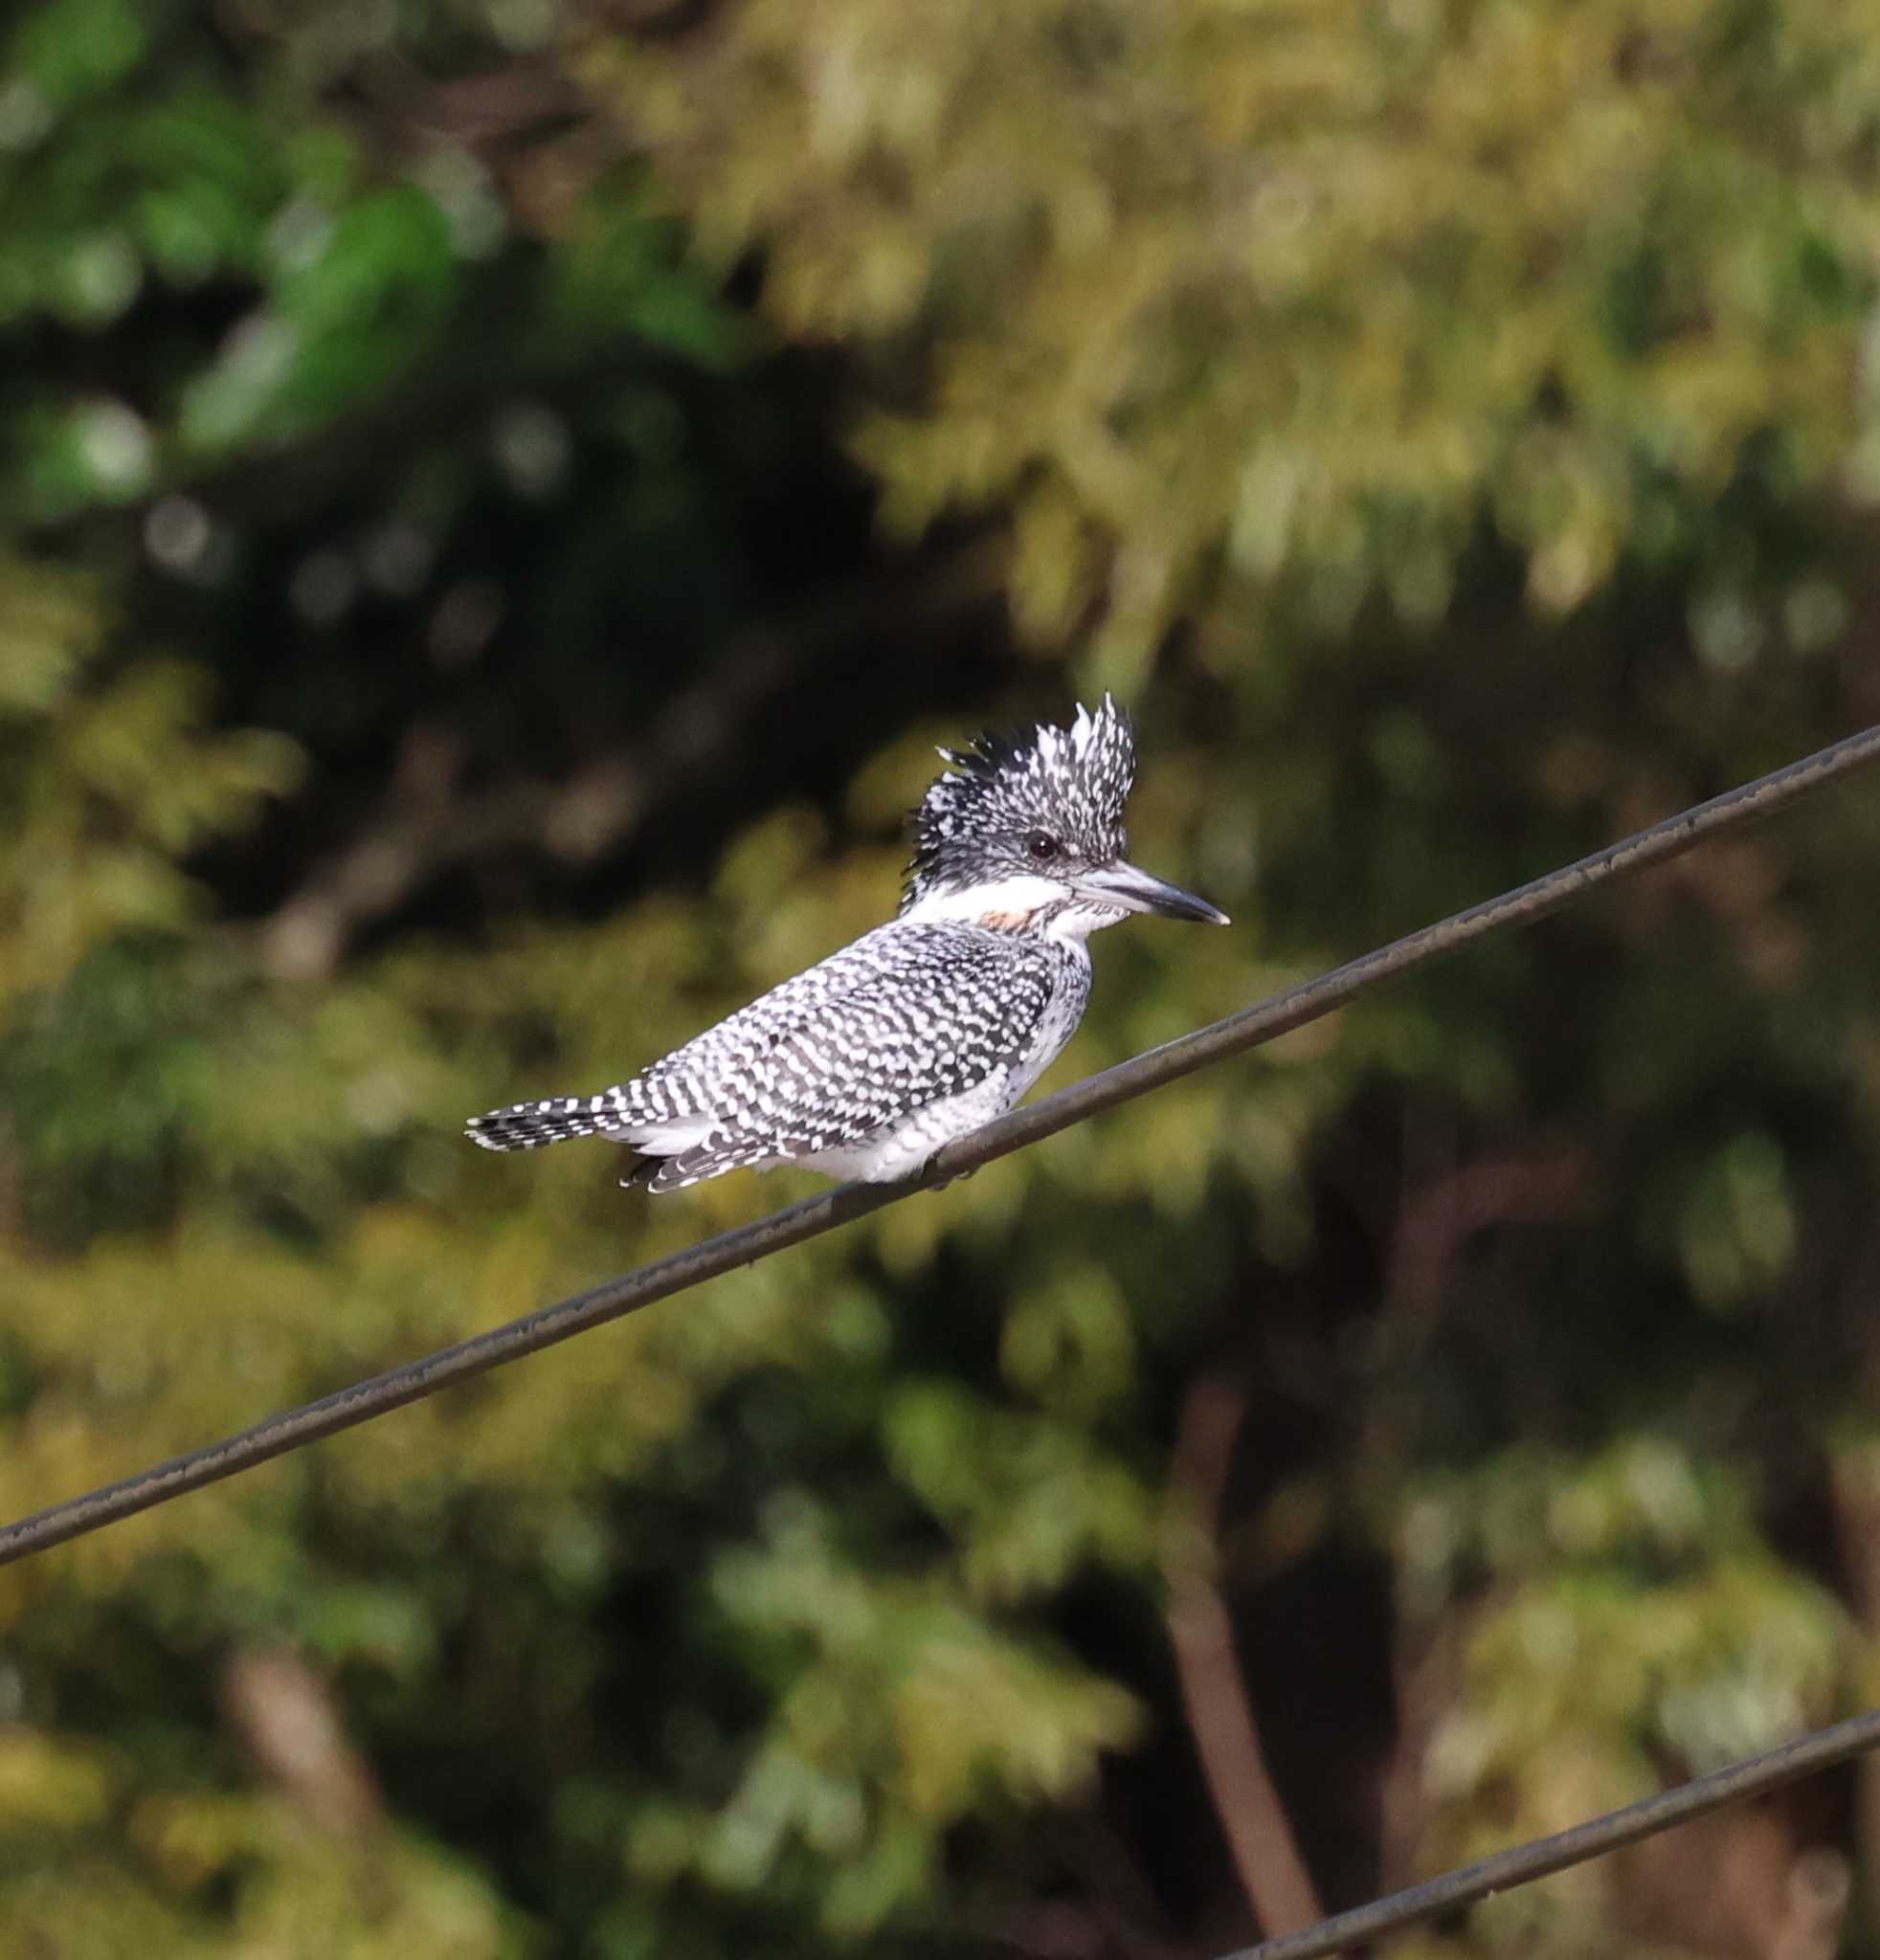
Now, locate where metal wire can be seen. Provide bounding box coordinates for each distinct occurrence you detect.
[2,719,1879,1569]
[1230,1709,1880,1959]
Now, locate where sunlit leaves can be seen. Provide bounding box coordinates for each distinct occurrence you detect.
[622,0,1880,650]
[1403,1441,1850,1954]
[0,612,302,1003]
[695,1496,1140,1930]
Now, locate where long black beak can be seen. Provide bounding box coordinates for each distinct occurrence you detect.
[1074,859,1230,925]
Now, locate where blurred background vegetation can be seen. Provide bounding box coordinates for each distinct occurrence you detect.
[6,0,1880,1953]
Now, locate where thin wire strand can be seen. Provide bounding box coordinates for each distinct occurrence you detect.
[3,721,1880,1569]
[1227,1709,1880,1960]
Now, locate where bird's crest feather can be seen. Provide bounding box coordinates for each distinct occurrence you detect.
[902,694,1135,909]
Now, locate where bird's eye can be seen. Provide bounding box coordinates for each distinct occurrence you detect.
[1026,830,1061,861]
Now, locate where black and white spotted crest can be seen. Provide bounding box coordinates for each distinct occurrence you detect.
[902,695,1136,911]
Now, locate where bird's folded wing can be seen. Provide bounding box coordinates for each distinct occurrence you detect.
[618,921,1060,1157]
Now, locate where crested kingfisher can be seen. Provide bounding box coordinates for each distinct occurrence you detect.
[466,696,1228,1190]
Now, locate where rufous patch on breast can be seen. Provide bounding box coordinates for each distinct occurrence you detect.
[975,909,1033,931]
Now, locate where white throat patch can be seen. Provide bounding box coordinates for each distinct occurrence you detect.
[899,874,1124,941]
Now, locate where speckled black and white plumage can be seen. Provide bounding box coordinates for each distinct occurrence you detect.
[467,696,1224,1191]
[469,924,1086,1191]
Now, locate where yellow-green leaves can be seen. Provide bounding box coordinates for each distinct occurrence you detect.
[0,562,302,1004]
[624,0,1880,650]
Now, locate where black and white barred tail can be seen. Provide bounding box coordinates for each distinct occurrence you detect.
[466,1097,663,1186]
[467,1097,623,1152]
[464,1097,642,1152]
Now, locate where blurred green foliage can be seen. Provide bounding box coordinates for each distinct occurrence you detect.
[6,0,1880,1955]
[619,0,1880,678]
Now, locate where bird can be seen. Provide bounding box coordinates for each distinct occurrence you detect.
[465,695,1228,1191]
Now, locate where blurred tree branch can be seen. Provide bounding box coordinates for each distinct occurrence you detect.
[1384,1143,1592,1342]
[1165,1377,1323,1942]
[257,537,1004,976]
[222,1647,383,1838]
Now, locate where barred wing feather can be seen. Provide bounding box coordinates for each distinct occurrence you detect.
[465,923,1061,1188]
